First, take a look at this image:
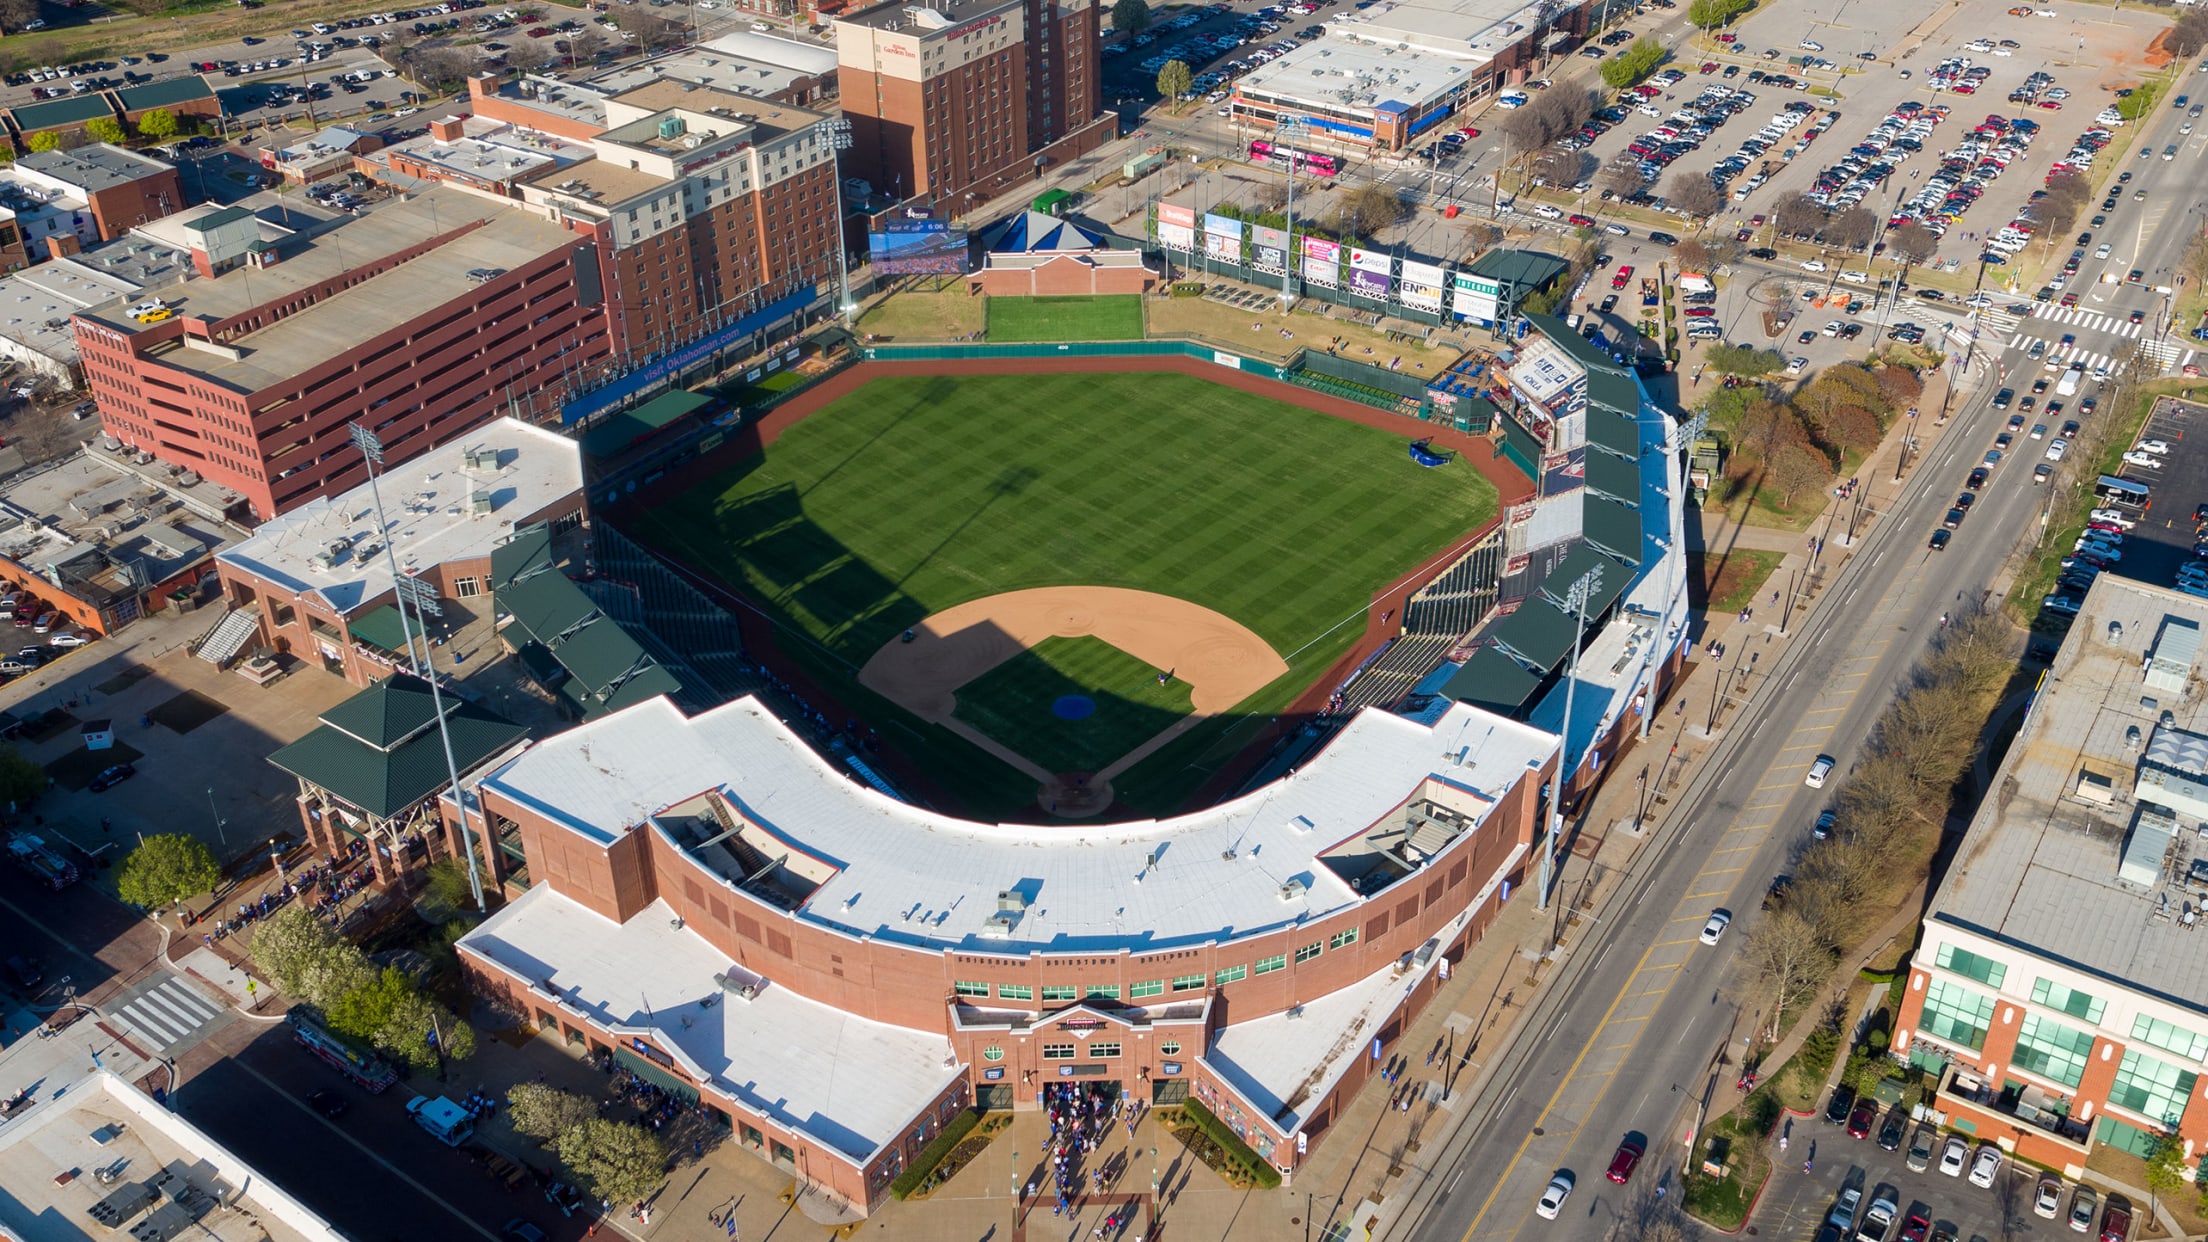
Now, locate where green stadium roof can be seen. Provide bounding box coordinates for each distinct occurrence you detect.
[1488,597,1575,671]
[1586,409,1642,459]
[1584,494,1646,563]
[497,561,681,718]
[348,604,413,655]
[1464,249,1570,293]
[269,674,527,819]
[1584,449,1641,502]
[1524,315,1627,375]
[1586,369,1643,420]
[1538,543,1630,619]
[581,389,712,458]
[11,95,116,132]
[1439,646,1545,716]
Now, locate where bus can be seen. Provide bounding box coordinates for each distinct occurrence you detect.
[289,1009,398,1093]
[1248,140,1340,177]
[2095,475,2151,507]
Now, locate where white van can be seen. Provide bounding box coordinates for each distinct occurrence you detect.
[1805,754,1835,788]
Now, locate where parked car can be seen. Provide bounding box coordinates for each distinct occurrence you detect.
[1938,1135,1968,1176]
[88,763,136,792]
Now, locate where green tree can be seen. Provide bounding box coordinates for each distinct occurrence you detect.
[374,992,475,1071]
[558,1118,669,1206]
[24,131,60,153]
[297,941,378,1012]
[1157,59,1192,101]
[84,116,124,145]
[326,965,412,1042]
[1706,343,1784,377]
[1686,0,1750,28]
[2144,1132,2189,1227]
[507,1083,598,1143]
[250,906,338,997]
[0,744,42,809]
[116,834,220,911]
[137,108,178,140]
[1598,37,1665,89]
[1111,0,1151,37]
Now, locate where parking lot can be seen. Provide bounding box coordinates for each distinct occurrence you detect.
[1750,1098,2137,1240]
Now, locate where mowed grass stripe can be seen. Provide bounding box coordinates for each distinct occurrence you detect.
[984,295,1144,342]
[953,636,1192,775]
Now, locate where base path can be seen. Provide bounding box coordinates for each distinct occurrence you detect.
[859,586,1289,793]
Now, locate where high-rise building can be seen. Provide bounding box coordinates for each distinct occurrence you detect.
[833,0,1112,205]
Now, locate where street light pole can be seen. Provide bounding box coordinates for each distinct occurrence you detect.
[1539,565,1603,913]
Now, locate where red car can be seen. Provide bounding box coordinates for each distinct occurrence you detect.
[2101,1200,2133,1241]
[1846,1100,1875,1138]
[1605,1138,1644,1184]
[1611,264,1634,290]
[1899,1211,1931,1242]
[1458,125,1481,138]
[1568,213,1597,227]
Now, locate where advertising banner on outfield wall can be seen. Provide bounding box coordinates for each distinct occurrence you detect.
[1400,259,1447,311]
[1451,270,1500,324]
[1204,213,1244,262]
[1302,236,1340,287]
[1157,203,1197,252]
[1251,224,1289,274]
[1348,247,1392,298]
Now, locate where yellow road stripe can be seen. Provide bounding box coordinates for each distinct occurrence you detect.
[1457,941,1662,1241]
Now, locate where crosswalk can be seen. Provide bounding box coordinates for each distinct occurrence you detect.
[108,973,226,1057]
[2026,303,2151,339]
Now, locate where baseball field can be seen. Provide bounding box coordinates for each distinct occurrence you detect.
[633,368,1497,817]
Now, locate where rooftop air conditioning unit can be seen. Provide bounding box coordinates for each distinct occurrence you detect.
[1279,877,1306,901]
[469,488,492,515]
[997,889,1028,912]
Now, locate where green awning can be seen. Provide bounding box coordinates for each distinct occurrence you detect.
[1488,598,1574,671]
[1584,495,1646,564]
[1586,409,1642,459]
[1525,315,1626,375]
[616,1046,700,1104]
[581,390,712,459]
[1440,647,1545,717]
[349,605,413,654]
[1584,450,1641,502]
[1586,369,1643,420]
[1539,544,1630,619]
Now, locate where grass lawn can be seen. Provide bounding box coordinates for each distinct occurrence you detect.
[985,295,1144,342]
[1683,1095,1777,1233]
[855,289,986,342]
[953,636,1192,775]
[634,371,1496,815]
[1688,548,1784,615]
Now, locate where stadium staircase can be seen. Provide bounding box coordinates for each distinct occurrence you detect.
[194,608,260,666]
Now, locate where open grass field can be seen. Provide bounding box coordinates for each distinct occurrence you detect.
[953,636,1192,775]
[985,296,1144,343]
[634,370,1497,816]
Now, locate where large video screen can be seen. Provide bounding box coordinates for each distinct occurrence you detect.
[870,219,971,275]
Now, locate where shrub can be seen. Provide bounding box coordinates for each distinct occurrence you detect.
[889,1108,985,1200]
[1179,1100,1283,1188]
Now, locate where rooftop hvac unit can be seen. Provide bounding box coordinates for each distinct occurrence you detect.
[464,446,499,472]
[175,470,200,487]
[469,488,492,516]
[1279,877,1306,901]
[658,114,688,140]
[996,889,1028,912]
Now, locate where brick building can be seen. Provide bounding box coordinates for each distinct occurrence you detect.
[454,692,1554,1214]
[72,187,616,519]
[1894,573,2208,1181]
[14,145,185,245]
[833,0,1113,205]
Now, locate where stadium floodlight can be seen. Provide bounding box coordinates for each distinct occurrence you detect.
[350,422,486,913]
[1276,116,1308,311]
[1539,563,1602,913]
[815,118,858,324]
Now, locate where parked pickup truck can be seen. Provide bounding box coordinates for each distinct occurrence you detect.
[1855,1188,1899,1242]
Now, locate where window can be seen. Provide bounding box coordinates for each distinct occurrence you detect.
[1130,980,1164,999]
[982,1045,1005,1062]
[1171,973,1207,992]
[2109,1048,2198,1128]
[1160,1040,1181,1056]
[2131,1014,2208,1062]
[1918,979,1996,1052]
[998,984,1033,1002]
[1254,954,1287,975]
[2012,1013,2094,1088]
[1042,985,1078,1003]
[1085,985,1120,1000]
[1091,1042,1122,1058]
[954,981,990,998]
[2029,978,2105,1025]
[453,576,482,598]
[1296,941,1323,964]
[1215,964,1247,984]
[1329,927,1359,950]
[1042,1044,1076,1060]
[1934,943,2008,990]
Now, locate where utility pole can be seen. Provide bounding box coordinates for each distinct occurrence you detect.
[1539,564,1603,913]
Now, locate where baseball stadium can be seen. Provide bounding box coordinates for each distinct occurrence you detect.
[455,306,1690,1217]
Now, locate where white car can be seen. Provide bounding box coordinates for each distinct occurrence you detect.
[2035,1174,2063,1218]
[1964,292,1995,308]
[1840,270,1871,285]
[1801,259,1828,272]
[1939,1135,1969,1177]
[1968,1143,2001,1188]
[1533,204,1564,219]
[1806,754,1834,788]
[2046,439,2068,462]
[2122,451,2164,468]
[2090,508,2137,527]
[1699,910,1732,944]
[1799,38,1823,51]
[1535,1172,1573,1219]
[2138,439,2172,455]
[45,633,88,649]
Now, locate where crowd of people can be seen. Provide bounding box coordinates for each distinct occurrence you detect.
[1028,1083,1150,1239]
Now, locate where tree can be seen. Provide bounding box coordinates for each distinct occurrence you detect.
[1672,237,1717,274]
[1598,37,1665,89]
[0,745,40,808]
[84,116,125,145]
[373,991,475,1071]
[1686,0,1751,28]
[1826,205,1876,252]
[1156,59,1192,101]
[297,941,379,1013]
[117,834,221,911]
[1666,175,1725,225]
[251,906,339,997]
[565,26,608,66]
[2174,8,2208,58]
[1745,909,1836,1041]
[1332,182,1406,238]
[25,131,60,154]
[1768,440,1832,507]
[327,965,413,1043]
[1529,145,1586,188]
[0,0,36,33]
[1597,155,1646,199]
[407,46,477,92]
[1706,343,1784,377]
[2037,169,2092,236]
[137,108,179,140]
[505,39,554,75]
[1111,0,1151,37]
[610,8,685,53]
[558,1118,669,1207]
[1773,192,1826,240]
[2143,1131,2189,1228]
[508,1083,599,1143]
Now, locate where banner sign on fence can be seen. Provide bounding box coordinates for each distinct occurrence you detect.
[1203,213,1244,262]
[561,288,814,424]
[1251,224,1289,274]
[1302,236,1340,287]
[1452,271,1501,324]
[1157,203,1197,252]
[1400,259,1447,311]
[1348,247,1392,298]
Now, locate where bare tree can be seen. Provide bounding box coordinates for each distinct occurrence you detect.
[566,26,609,65]
[1673,237,1716,272]
[1665,174,1725,224]
[1772,192,1826,241]
[1768,440,1832,506]
[1744,908,1837,1041]
[1826,205,1877,252]
[0,0,36,34]
[407,47,477,93]
[505,39,554,75]
[1598,155,1647,199]
[612,7,687,52]
[1530,145,1588,188]
[1884,220,1939,277]
[1331,182,1408,238]
[2037,169,2093,236]
[2170,7,2208,58]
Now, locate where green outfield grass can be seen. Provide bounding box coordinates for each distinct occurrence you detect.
[953,636,1193,775]
[984,295,1145,342]
[634,370,1497,816]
